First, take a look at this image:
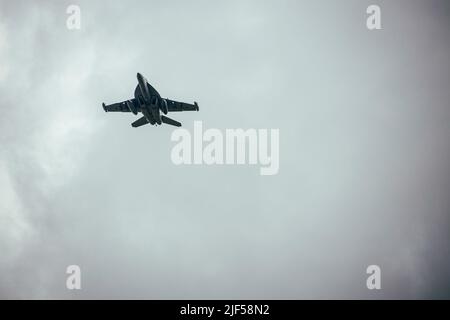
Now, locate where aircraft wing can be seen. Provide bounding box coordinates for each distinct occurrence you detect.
[166,99,199,112]
[102,99,140,114]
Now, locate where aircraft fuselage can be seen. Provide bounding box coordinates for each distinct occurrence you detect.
[136,72,162,125]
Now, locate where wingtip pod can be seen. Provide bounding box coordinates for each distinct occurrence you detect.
[194,101,199,111]
[102,103,107,112]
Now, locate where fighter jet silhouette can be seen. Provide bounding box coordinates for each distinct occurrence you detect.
[102,73,199,127]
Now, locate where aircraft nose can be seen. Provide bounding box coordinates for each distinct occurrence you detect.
[137,73,145,81]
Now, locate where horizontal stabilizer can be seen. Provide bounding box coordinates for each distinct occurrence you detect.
[131,116,150,128]
[161,115,181,127]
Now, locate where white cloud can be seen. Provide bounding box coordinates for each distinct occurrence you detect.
[0,23,10,82]
[0,160,34,261]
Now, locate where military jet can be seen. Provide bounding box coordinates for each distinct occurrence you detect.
[102,73,199,127]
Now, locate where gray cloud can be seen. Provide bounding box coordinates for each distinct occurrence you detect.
[0,0,449,299]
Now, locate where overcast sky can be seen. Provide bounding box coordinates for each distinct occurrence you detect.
[0,0,449,299]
